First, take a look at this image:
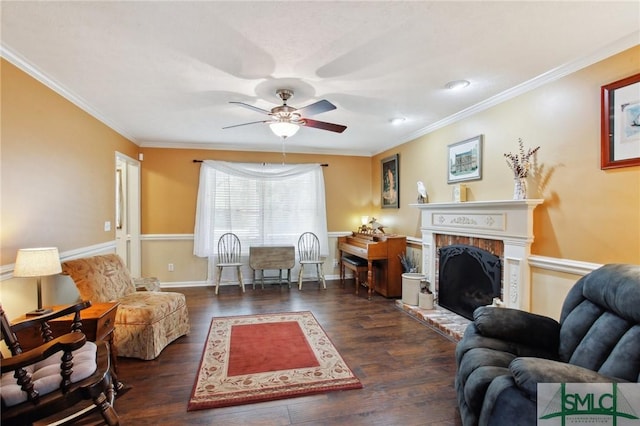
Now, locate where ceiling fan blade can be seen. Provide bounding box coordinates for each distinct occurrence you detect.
[302,118,347,133]
[229,101,271,115]
[296,99,336,116]
[222,120,270,129]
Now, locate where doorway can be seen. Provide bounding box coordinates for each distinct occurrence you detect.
[115,152,141,277]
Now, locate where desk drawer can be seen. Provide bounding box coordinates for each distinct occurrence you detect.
[95,308,118,342]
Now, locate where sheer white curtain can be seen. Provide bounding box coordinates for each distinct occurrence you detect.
[194,161,329,260]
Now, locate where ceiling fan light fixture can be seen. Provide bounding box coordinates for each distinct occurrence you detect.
[445,79,470,90]
[269,121,300,139]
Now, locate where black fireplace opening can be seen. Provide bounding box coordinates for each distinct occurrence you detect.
[438,244,502,320]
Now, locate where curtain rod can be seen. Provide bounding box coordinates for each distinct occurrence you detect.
[193,160,328,167]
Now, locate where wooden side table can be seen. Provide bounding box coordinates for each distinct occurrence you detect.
[13,302,120,372]
[249,245,295,289]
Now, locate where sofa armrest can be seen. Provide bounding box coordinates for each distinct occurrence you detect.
[509,357,626,397]
[133,277,161,292]
[473,306,560,354]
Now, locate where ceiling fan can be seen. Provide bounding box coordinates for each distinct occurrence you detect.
[223,89,347,139]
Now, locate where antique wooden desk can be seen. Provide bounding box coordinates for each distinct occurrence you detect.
[249,245,296,289]
[13,302,120,371]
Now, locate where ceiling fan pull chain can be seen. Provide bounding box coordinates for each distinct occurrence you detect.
[282,140,286,164]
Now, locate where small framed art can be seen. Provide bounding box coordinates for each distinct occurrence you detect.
[601,73,640,169]
[447,135,483,183]
[381,154,399,209]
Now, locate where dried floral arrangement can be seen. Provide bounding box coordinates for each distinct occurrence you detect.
[504,138,540,179]
[398,253,419,273]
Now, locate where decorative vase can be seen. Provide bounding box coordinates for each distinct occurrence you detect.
[513,178,527,200]
[419,292,434,310]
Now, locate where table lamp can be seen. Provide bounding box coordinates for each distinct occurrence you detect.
[14,247,62,316]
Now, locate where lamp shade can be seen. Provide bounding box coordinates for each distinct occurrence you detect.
[269,121,300,139]
[14,247,62,277]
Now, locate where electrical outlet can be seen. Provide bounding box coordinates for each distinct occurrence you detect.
[168,263,174,272]
[104,221,111,232]
[332,259,339,268]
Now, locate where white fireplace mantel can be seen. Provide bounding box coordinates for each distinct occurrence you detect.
[411,199,543,311]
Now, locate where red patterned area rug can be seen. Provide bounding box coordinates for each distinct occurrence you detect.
[188,311,362,410]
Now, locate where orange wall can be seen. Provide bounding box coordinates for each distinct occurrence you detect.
[371,46,640,264]
[140,148,372,235]
[1,59,139,263]
[2,46,639,269]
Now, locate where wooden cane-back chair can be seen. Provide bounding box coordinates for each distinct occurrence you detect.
[0,301,122,426]
[215,232,245,295]
[297,232,326,290]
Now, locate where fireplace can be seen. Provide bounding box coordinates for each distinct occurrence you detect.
[438,244,502,320]
[412,199,543,311]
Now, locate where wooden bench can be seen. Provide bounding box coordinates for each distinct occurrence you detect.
[340,255,369,295]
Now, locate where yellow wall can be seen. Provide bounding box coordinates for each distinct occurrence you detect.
[1,59,139,317]
[138,149,372,285]
[1,59,139,263]
[2,46,639,320]
[371,46,640,265]
[139,148,372,234]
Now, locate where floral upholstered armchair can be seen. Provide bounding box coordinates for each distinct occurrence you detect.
[62,254,190,360]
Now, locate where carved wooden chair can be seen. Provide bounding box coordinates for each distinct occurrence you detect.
[0,301,123,426]
[215,232,245,295]
[297,232,326,290]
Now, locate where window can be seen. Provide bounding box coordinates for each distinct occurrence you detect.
[194,161,329,258]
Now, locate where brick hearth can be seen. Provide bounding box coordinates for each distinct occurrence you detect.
[396,300,470,341]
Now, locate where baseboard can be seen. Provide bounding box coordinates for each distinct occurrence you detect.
[160,273,343,289]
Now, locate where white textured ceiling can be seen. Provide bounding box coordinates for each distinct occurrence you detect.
[1,1,639,156]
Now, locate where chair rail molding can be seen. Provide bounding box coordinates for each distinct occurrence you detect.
[1,241,116,281]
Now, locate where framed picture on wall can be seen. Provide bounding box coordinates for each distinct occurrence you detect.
[447,135,483,183]
[601,73,640,169]
[381,154,399,209]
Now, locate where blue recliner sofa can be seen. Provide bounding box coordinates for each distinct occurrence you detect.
[455,264,640,426]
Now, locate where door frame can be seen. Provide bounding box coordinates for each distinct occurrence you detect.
[115,152,141,277]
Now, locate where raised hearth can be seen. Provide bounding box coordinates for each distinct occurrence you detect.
[396,300,470,341]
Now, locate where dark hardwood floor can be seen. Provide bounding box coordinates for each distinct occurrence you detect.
[112,280,463,425]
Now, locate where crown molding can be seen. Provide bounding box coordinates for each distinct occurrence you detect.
[0,43,140,145]
[397,31,640,147]
[137,139,368,157]
[3,29,637,156]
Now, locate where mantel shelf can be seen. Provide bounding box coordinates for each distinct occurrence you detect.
[409,199,544,210]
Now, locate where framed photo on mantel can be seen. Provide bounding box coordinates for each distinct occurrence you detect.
[601,72,640,169]
[381,154,399,209]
